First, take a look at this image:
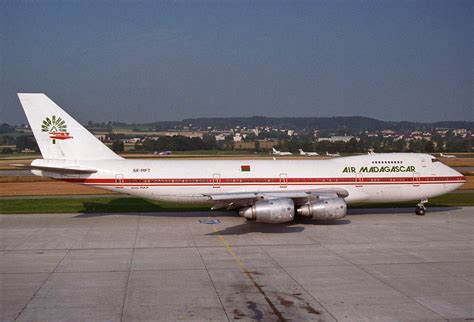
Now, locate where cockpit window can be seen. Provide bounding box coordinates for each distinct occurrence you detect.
[431,158,440,163]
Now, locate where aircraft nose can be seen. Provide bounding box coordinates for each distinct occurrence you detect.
[437,160,465,187]
[452,167,465,180]
[448,165,466,186]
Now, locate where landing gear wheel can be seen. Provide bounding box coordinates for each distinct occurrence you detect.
[415,206,426,216]
[415,199,428,216]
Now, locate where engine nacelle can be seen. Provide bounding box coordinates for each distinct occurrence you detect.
[297,198,347,220]
[239,198,295,224]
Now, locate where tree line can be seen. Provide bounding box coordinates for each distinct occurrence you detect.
[1,133,472,154]
[276,134,472,154]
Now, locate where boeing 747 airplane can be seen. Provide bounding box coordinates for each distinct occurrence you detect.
[17,94,465,222]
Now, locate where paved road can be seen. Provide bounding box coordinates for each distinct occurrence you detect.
[1,207,473,321]
[0,170,33,177]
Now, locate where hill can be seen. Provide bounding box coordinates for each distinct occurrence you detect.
[139,116,473,131]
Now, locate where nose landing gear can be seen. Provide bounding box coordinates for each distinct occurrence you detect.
[415,199,428,216]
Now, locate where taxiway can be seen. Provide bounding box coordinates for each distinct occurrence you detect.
[1,207,473,321]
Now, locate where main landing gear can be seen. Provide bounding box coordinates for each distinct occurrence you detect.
[415,199,428,216]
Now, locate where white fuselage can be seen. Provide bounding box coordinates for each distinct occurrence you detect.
[33,153,465,205]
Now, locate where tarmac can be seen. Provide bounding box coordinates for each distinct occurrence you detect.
[1,207,473,321]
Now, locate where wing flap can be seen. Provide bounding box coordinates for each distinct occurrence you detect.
[206,188,349,208]
[209,193,259,201]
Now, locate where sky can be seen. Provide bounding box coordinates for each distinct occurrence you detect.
[0,0,472,124]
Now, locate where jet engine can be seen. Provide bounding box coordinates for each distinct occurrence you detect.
[296,198,347,220]
[239,198,295,223]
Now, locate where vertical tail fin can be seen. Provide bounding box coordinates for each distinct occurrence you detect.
[18,93,122,160]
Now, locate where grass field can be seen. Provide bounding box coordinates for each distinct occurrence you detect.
[0,197,208,214]
[0,181,116,197]
[1,192,473,214]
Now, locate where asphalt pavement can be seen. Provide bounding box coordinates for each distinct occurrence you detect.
[1,207,473,321]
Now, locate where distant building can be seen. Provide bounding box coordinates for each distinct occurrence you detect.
[215,134,226,141]
[409,131,432,141]
[233,140,280,150]
[435,128,449,137]
[453,129,467,137]
[381,130,395,138]
[233,133,243,142]
[121,138,141,144]
[160,131,204,138]
[317,136,358,143]
[381,130,404,139]
[233,140,279,151]
[393,134,405,141]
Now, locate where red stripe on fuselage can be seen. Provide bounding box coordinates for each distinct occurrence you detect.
[61,176,466,186]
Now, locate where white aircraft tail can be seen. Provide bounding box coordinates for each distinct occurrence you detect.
[18,93,122,160]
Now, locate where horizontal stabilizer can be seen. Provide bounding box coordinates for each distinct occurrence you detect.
[11,164,97,174]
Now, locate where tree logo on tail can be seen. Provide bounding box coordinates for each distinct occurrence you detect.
[41,115,73,144]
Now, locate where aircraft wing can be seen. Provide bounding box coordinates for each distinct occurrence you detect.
[11,164,97,174]
[205,188,348,210]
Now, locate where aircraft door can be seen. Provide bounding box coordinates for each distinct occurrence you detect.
[355,173,363,187]
[213,173,221,188]
[280,173,288,188]
[115,174,124,189]
[413,173,420,187]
